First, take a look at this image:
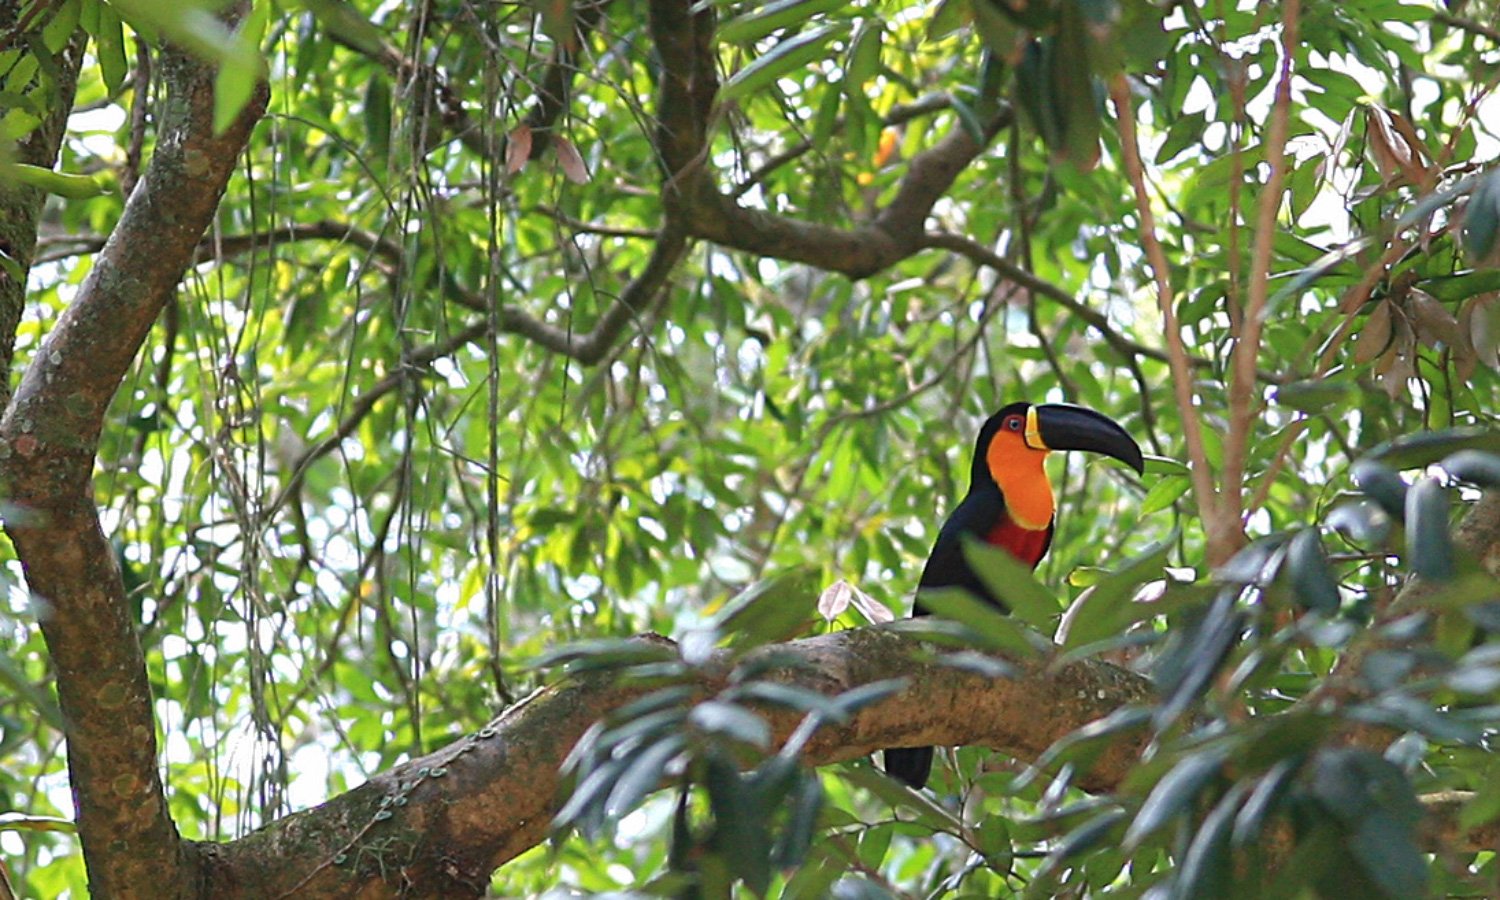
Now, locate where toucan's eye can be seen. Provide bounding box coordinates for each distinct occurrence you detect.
[1005,415,1022,431]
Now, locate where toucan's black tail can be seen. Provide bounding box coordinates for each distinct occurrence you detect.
[882,746,933,789]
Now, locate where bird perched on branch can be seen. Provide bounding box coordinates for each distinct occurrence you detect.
[882,401,1144,789]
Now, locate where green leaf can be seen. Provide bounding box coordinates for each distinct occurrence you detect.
[1351,460,1408,518]
[1139,474,1190,515]
[1405,477,1455,582]
[43,0,82,54]
[303,0,389,56]
[772,773,823,868]
[926,0,967,40]
[363,74,391,161]
[1286,529,1341,614]
[1039,808,1127,874]
[1350,810,1428,899]
[1173,783,1244,900]
[838,763,966,832]
[1142,454,1190,476]
[959,536,1060,631]
[713,565,821,650]
[1463,169,1500,263]
[1061,535,1174,650]
[213,57,257,134]
[0,813,75,833]
[1420,269,1500,303]
[906,589,1045,658]
[0,653,63,730]
[845,21,882,87]
[719,24,847,105]
[704,751,774,895]
[1050,1,1101,169]
[1366,428,1500,470]
[554,753,630,835]
[0,247,22,283]
[1441,450,1500,487]
[0,162,115,198]
[1123,749,1227,849]
[95,4,128,95]
[1155,110,1205,165]
[689,700,772,748]
[531,638,677,673]
[1273,379,1354,413]
[717,0,851,45]
[1231,758,1301,847]
[604,734,685,819]
[1458,762,1500,832]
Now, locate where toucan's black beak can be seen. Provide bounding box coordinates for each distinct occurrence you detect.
[1027,404,1145,474]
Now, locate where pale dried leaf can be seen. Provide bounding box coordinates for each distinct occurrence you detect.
[554,137,590,184]
[1055,586,1093,644]
[817,580,852,622]
[505,124,532,175]
[847,582,894,624]
[1385,109,1436,186]
[1354,299,1393,364]
[1365,107,1407,183]
[1328,108,1358,175]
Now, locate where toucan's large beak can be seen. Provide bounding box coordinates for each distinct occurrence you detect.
[1025,404,1145,474]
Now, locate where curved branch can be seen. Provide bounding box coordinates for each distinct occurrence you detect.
[0,27,267,899]
[198,622,1499,898]
[202,628,1152,898]
[648,0,1009,281]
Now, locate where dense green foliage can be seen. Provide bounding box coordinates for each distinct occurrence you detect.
[3,0,1500,896]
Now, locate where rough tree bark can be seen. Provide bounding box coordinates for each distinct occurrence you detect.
[0,17,268,900]
[6,1,1500,897]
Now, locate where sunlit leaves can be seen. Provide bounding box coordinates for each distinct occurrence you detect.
[6,0,1500,896]
[719,24,847,104]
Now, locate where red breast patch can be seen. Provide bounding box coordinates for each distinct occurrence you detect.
[984,517,1050,569]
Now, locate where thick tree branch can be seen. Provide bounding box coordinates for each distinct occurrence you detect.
[0,32,266,900]
[196,622,1499,898]
[647,0,1008,281]
[203,628,1152,899]
[0,30,83,408]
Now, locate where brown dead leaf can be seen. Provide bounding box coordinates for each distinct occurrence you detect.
[1375,317,1417,399]
[554,137,590,184]
[1354,299,1393,364]
[1467,293,1500,369]
[1384,109,1436,187]
[1407,288,1461,349]
[505,124,532,175]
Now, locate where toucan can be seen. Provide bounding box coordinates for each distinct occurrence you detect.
[882,401,1145,789]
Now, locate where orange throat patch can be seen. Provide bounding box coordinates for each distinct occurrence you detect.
[987,441,1054,531]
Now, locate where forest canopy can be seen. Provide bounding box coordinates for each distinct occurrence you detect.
[2,0,1500,897]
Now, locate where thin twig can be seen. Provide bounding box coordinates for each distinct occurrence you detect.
[1246,237,1413,513]
[1224,0,1300,531]
[1110,74,1225,559]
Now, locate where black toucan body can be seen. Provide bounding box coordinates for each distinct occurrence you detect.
[882,401,1144,789]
